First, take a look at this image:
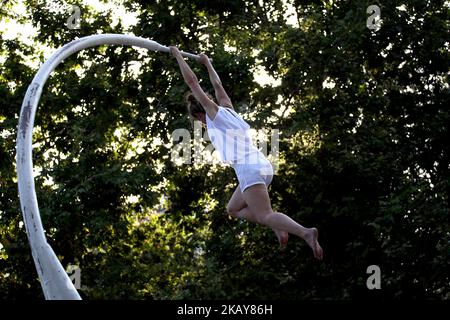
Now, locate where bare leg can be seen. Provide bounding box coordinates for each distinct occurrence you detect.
[233,206,289,250]
[242,184,323,260]
[227,186,289,249]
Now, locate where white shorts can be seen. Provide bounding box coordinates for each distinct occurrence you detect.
[232,158,274,192]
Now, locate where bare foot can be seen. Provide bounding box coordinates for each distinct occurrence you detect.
[274,229,289,251]
[304,228,323,260]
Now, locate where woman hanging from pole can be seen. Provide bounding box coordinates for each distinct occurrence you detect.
[170,46,323,260]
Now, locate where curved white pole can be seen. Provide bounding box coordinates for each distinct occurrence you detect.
[16,34,202,300]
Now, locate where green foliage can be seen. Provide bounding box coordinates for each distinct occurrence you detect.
[1,0,448,299]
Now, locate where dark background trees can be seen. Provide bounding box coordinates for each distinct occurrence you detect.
[1,0,448,299]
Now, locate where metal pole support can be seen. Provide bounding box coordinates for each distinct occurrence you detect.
[16,34,202,300]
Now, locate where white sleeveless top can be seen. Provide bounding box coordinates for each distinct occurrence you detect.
[205,106,265,165]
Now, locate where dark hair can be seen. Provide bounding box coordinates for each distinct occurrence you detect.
[185,92,213,128]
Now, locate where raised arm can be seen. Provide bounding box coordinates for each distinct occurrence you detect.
[170,46,218,120]
[199,54,234,110]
